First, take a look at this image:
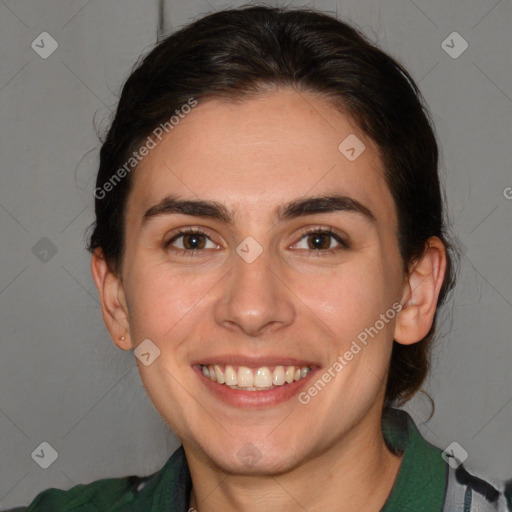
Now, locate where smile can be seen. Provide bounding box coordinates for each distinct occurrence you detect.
[201,364,312,390]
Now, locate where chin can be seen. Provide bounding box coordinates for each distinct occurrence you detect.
[200,437,309,477]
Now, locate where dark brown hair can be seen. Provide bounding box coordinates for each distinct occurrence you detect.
[87,4,457,407]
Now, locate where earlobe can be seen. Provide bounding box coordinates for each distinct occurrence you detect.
[394,237,447,346]
[90,249,132,351]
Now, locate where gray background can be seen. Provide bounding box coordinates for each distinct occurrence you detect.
[0,0,511,507]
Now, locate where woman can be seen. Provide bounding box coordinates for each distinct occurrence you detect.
[7,5,510,512]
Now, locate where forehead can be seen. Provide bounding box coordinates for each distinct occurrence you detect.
[128,88,394,226]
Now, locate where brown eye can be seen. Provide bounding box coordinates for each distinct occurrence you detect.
[294,228,349,252]
[306,232,332,250]
[164,229,219,254]
[180,233,207,250]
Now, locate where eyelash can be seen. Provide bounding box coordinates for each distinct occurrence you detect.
[298,227,350,254]
[164,226,349,257]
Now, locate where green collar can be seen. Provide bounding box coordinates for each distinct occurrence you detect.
[138,408,447,511]
[381,408,447,511]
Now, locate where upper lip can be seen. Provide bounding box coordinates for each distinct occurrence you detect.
[192,355,319,368]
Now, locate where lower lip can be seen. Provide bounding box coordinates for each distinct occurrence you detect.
[195,366,318,407]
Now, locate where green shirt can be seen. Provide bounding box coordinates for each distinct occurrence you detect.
[4,408,511,511]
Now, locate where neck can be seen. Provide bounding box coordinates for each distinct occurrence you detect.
[186,406,403,512]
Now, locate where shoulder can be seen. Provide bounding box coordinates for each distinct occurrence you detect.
[1,446,189,512]
[1,474,153,512]
[382,408,512,512]
[443,463,512,512]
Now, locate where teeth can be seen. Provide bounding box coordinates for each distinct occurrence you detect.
[214,365,225,384]
[272,366,285,386]
[201,364,312,390]
[238,367,254,388]
[254,367,272,388]
[225,365,237,386]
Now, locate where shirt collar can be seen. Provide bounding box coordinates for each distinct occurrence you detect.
[146,408,447,511]
[380,407,447,511]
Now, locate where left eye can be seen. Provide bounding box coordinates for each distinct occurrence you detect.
[165,230,218,251]
[293,229,348,251]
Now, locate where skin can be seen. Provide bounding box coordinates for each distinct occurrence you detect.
[92,87,446,512]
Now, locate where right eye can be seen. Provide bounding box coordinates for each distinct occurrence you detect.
[164,228,220,256]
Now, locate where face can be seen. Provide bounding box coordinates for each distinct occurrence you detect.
[113,88,408,474]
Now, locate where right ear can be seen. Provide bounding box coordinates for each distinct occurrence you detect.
[90,248,132,351]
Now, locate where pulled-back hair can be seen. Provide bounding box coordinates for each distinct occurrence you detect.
[87,5,457,406]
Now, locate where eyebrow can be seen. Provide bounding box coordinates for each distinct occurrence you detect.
[142,194,376,226]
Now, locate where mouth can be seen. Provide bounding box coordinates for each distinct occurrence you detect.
[194,359,318,407]
[200,364,312,390]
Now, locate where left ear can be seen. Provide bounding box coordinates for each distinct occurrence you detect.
[394,237,447,345]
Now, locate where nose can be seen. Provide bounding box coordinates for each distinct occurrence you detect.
[213,242,296,337]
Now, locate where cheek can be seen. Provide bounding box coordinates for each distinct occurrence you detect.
[291,257,392,343]
[125,261,222,342]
